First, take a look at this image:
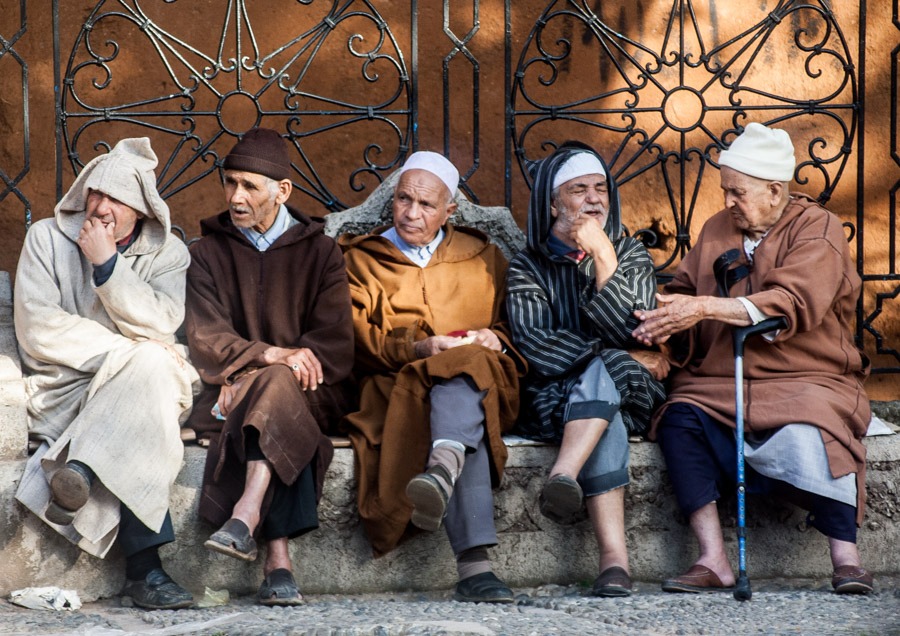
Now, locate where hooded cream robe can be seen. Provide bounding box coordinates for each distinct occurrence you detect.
[14,138,197,557]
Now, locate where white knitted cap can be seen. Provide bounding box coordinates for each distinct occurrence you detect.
[719,122,796,181]
[398,151,459,198]
[552,152,606,190]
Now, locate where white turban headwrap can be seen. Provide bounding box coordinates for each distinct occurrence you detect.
[552,152,607,190]
[719,122,796,181]
[398,151,459,198]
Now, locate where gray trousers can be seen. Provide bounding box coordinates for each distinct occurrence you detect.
[565,357,630,497]
[430,376,497,555]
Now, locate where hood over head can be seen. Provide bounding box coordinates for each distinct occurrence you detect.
[525,141,622,255]
[55,137,172,253]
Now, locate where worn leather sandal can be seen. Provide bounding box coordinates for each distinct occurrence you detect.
[406,465,451,532]
[661,565,734,593]
[258,568,304,606]
[454,572,515,604]
[592,566,633,597]
[539,474,583,525]
[204,518,258,562]
[121,568,193,610]
[832,565,874,594]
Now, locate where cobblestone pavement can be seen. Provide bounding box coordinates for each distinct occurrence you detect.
[1,577,898,635]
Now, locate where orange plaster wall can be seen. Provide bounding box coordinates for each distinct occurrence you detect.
[0,1,897,397]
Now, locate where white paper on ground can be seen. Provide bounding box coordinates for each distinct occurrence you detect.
[9,586,82,611]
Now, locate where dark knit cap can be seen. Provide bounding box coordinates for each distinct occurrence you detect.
[223,127,292,181]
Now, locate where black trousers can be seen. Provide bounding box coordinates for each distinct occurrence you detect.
[118,505,174,558]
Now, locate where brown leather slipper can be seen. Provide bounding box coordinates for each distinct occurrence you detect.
[661,565,734,593]
[832,565,873,594]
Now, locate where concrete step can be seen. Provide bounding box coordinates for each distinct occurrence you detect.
[0,268,898,602]
[1,436,898,603]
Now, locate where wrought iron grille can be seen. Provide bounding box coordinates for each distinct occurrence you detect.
[858,0,900,373]
[510,0,859,272]
[47,0,897,374]
[1,0,31,229]
[55,0,413,213]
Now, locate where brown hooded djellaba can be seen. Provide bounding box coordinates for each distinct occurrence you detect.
[185,206,355,529]
[651,193,871,521]
[340,224,526,556]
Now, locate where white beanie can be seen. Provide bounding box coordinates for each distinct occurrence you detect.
[398,151,459,198]
[552,152,606,190]
[718,122,796,181]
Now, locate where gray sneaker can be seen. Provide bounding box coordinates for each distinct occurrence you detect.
[121,568,193,610]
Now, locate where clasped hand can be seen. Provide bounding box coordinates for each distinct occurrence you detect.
[414,328,502,358]
[77,217,117,265]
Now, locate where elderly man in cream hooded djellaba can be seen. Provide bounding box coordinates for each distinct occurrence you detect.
[634,123,874,595]
[14,138,198,609]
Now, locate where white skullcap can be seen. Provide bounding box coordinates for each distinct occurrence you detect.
[398,151,459,198]
[552,152,607,190]
[719,122,796,181]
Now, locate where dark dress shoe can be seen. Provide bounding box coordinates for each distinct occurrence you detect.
[121,568,193,610]
[454,572,515,604]
[46,462,93,525]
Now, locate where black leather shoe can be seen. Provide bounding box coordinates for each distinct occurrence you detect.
[121,568,193,610]
[453,572,515,604]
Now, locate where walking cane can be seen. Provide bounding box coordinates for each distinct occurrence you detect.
[713,249,786,601]
[731,317,785,601]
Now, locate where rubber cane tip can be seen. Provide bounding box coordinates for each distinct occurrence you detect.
[733,577,752,602]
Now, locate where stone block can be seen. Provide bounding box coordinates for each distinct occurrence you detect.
[4,433,898,603]
[0,380,26,460]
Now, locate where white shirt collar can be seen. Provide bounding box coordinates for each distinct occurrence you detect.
[381,226,445,267]
[239,204,296,252]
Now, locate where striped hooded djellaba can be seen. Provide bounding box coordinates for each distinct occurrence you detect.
[506,142,666,443]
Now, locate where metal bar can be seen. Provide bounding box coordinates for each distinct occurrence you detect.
[54,0,62,205]
[856,0,868,349]
[411,0,419,151]
[505,0,511,209]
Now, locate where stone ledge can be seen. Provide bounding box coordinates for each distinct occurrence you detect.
[1,436,897,603]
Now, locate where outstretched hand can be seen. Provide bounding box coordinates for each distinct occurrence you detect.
[632,293,707,346]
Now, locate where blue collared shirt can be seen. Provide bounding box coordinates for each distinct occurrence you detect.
[239,204,297,252]
[381,226,445,267]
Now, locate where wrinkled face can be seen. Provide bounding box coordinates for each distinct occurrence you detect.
[719,166,784,239]
[550,172,609,236]
[224,170,288,233]
[392,169,456,247]
[85,189,142,241]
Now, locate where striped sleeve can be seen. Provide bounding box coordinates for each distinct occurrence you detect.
[580,238,658,348]
[506,254,600,378]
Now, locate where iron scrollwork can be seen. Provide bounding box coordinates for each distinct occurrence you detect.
[511,0,859,276]
[1,0,30,229]
[858,0,900,372]
[59,0,412,216]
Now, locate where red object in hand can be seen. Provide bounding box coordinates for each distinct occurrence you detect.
[447,330,469,338]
